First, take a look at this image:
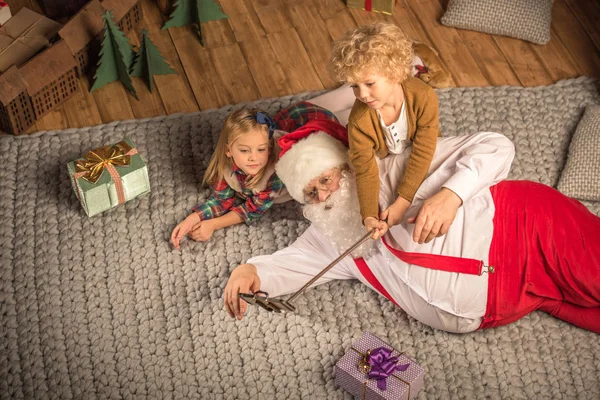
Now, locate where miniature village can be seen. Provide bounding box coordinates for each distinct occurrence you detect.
[0,0,226,135]
[0,0,143,135]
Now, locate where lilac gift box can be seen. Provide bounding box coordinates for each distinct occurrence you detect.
[334,332,424,400]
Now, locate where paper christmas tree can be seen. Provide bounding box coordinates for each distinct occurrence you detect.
[91,10,138,99]
[162,0,228,46]
[131,30,177,92]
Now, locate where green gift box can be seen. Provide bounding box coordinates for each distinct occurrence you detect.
[346,0,396,15]
[67,138,151,217]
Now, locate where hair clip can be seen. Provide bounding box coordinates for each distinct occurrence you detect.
[254,112,275,139]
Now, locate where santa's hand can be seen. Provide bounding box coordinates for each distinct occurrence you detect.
[408,187,462,244]
[224,264,261,320]
[380,196,411,227]
[364,217,388,240]
[171,212,201,249]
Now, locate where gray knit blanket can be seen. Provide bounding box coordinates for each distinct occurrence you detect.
[1,77,599,400]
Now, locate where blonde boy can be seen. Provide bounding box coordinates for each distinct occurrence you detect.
[329,22,441,240]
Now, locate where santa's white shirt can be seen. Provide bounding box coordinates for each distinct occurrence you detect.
[248,132,515,333]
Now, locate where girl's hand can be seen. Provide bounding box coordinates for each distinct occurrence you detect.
[407,188,462,244]
[189,219,216,242]
[171,212,201,249]
[380,196,410,227]
[364,217,388,240]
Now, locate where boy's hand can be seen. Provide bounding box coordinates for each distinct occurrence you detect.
[171,212,201,249]
[189,219,216,242]
[364,217,388,240]
[380,197,411,227]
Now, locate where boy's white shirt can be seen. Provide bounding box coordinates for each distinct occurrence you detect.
[248,132,515,333]
[378,102,410,155]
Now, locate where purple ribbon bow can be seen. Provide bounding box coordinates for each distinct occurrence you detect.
[367,347,410,391]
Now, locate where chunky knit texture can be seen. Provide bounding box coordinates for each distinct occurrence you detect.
[1,77,599,399]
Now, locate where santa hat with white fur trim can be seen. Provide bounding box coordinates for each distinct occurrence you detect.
[275,120,349,203]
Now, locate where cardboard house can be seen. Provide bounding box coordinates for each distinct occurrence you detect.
[0,7,62,73]
[0,0,141,134]
[0,40,78,135]
[0,65,35,135]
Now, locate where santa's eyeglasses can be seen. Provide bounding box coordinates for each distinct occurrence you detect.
[302,168,341,204]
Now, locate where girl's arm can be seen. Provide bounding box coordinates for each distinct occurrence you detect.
[188,211,243,242]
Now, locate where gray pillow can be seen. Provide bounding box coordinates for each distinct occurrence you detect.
[557,105,600,201]
[440,0,553,45]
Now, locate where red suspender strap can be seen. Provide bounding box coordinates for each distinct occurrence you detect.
[381,236,484,275]
[354,257,400,307]
[354,236,486,307]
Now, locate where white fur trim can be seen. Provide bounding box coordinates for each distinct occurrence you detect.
[275,131,348,203]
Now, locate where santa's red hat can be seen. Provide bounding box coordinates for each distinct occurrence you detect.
[275,120,349,203]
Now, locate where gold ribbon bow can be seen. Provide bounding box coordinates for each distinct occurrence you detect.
[75,140,137,184]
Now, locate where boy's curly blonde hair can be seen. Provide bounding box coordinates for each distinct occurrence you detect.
[329,22,414,84]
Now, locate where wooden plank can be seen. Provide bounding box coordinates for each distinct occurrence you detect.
[552,0,600,78]
[492,35,553,87]
[347,7,389,26]
[5,0,28,14]
[248,0,284,10]
[287,1,337,89]
[406,0,488,87]
[254,3,294,34]
[393,0,436,46]
[199,19,237,49]
[140,0,199,115]
[25,0,44,14]
[455,30,519,86]
[529,30,580,82]
[238,36,293,98]
[323,8,357,42]
[220,0,266,42]
[62,77,103,128]
[564,0,600,52]
[267,27,324,93]
[33,107,70,132]
[91,81,136,123]
[210,43,262,105]
[169,25,230,109]
[313,0,347,21]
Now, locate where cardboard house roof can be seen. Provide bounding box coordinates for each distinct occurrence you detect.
[0,7,62,73]
[101,0,139,23]
[19,40,77,95]
[58,0,106,55]
[0,65,27,105]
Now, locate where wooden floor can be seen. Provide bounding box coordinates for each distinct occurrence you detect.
[7,0,600,134]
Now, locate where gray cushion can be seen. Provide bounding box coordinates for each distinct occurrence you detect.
[557,105,600,201]
[440,0,553,45]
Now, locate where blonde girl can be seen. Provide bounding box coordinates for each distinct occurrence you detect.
[171,108,284,248]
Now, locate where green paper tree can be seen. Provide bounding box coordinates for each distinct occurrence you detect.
[162,0,228,46]
[91,11,138,99]
[131,30,177,92]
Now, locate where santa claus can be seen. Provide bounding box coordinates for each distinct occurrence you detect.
[223,122,600,333]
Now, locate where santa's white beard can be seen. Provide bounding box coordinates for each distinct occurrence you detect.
[302,172,377,258]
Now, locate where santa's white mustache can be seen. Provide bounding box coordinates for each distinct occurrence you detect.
[302,171,376,258]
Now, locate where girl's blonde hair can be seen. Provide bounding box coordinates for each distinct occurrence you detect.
[203,108,275,189]
[329,22,414,84]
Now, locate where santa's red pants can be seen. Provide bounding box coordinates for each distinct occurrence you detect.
[481,180,600,332]
[355,181,600,332]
